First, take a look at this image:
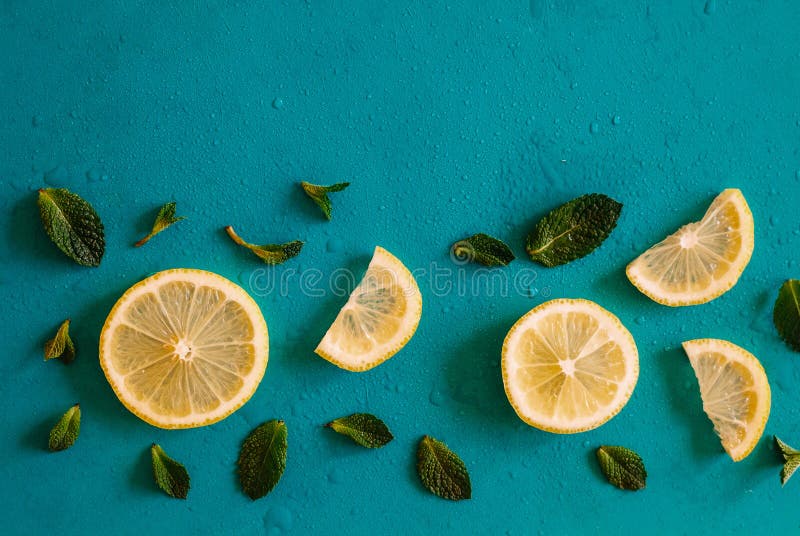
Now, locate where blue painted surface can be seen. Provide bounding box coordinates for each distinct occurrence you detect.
[2,1,800,534]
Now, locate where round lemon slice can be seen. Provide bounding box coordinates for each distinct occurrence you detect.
[99,269,268,429]
[502,299,639,433]
[682,338,770,461]
[315,246,422,372]
[626,188,754,306]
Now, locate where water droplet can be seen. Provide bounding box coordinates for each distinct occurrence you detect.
[32,115,43,127]
[327,466,345,484]
[44,166,70,187]
[272,98,284,110]
[589,122,600,134]
[612,115,621,126]
[429,389,445,407]
[634,316,646,325]
[86,168,102,182]
[263,506,293,532]
[326,238,344,253]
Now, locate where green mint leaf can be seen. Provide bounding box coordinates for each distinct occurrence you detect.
[151,444,190,499]
[225,226,303,265]
[38,188,105,267]
[773,280,800,352]
[135,202,186,247]
[775,436,800,486]
[416,435,471,501]
[43,319,76,364]
[596,445,647,491]
[238,420,288,500]
[526,193,622,267]
[49,404,80,452]
[452,233,515,267]
[300,181,350,220]
[324,413,394,448]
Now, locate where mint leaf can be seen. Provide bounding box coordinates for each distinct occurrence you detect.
[526,193,622,267]
[43,319,76,364]
[238,420,288,500]
[300,181,350,220]
[135,202,186,247]
[151,444,190,499]
[225,226,303,265]
[775,436,800,486]
[452,233,515,267]
[416,435,471,501]
[49,404,80,452]
[774,280,800,352]
[38,188,105,266]
[325,413,394,448]
[596,445,646,491]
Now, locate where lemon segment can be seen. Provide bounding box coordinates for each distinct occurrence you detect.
[315,246,422,372]
[626,188,754,306]
[502,299,639,433]
[682,338,770,461]
[99,269,269,429]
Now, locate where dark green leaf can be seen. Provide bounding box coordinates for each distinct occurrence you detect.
[526,193,622,267]
[135,202,186,247]
[775,436,800,486]
[43,319,76,364]
[49,404,80,452]
[38,188,105,266]
[300,181,350,220]
[452,233,515,267]
[596,445,646,491]
[151,444,190,499]
[416,435,471,501]
[225,226,303,265]
[774,280,800,352]
[238,420,288,500]
[325,413,394,448]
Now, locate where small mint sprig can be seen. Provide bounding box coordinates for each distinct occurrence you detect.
[135,202,186,247]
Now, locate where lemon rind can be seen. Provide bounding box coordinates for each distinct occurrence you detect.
[682,338,770,462]
[501,298,639,434]
[626,189,754,307]
[99,268,269,429]
[314,246,422,372]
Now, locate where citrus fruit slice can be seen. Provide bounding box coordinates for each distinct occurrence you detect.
[626,188,754,306]
[501,299,639,433]
[99,269,268,429]
[315,246,422,372]
[682,338,770,461]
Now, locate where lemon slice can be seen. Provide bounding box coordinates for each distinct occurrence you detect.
[626,189,754,306]
[502,299,639,433]
[99,269,268,429]
[315,246,422,372]
[682,338,770,461]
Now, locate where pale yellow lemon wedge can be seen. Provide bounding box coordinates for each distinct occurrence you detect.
[502,299,639,433]
[99,269,268,429]
[683,338,770,461]
[626,189,754,306]
[315,246,422,372]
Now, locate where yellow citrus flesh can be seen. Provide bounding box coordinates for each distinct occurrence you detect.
[626,188,754,306]
[99,269,268,429]
[315,246,422,372]
[501,299,639,433]
[682,339,770,462]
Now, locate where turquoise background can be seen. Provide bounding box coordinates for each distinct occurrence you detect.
[2,1,800,534]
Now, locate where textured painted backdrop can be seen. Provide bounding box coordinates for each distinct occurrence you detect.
[2,1,800,534]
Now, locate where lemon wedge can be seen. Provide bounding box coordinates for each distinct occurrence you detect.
[99,269,268,429]
[683,338,770,461]
[502,299,639,433]
[626,189,754,306]
[315,246,422,372]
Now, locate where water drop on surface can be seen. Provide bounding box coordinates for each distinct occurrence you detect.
[272,98,284,110]
[590,122,600,134]
[612,115,621,125]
